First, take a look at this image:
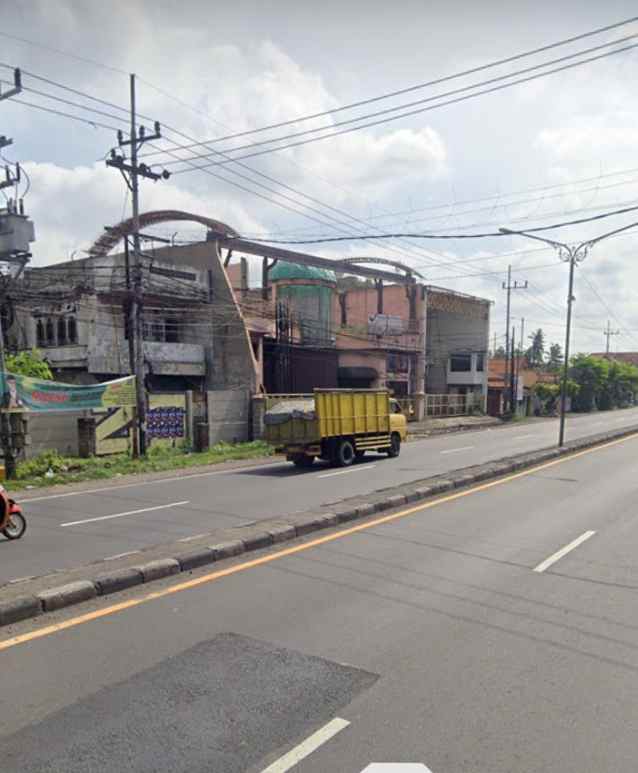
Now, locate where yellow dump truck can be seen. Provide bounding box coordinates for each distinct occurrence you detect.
[264,389,408,468]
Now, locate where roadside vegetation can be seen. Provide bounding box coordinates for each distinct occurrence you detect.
[5,349,53,379]
[533,354,638,415]
[10,441,273,491]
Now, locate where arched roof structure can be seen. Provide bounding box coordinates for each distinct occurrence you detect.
[88,210,239,257]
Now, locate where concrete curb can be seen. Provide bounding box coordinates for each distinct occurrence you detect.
[2,424,637,629]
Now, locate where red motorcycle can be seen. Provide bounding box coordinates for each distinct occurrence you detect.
[0,484,26,540]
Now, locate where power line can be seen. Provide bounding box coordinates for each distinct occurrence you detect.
[1,64,455,269]
[0,31,128,76]
[139,20,638,159]
[579,268,638,348]
[5,97,121,132]
[160,40,638,171]
[233,201,638,244]
[259,174,638,240]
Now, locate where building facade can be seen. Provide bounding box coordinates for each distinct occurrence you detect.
[7,237,492,421]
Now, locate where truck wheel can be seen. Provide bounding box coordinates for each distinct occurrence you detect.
[292,454,314,468]
[387,433,401,458]
[335,439,355,467]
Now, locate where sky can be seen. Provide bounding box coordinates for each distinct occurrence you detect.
[2,0,638,356]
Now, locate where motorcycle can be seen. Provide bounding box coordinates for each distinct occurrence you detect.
[0,484,26,540]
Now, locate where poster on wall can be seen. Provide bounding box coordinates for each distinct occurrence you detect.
[147,406,185,439]
[0,372,136,412]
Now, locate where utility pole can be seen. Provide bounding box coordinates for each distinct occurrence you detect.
[604,320,620,355]
[515,317,525,413]
[510,326,516,413]
[105,74,170,456]
[0,68,24,480]
[502,265,528,413]
[500,220,638,446]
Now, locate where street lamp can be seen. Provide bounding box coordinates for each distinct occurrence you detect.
[499,221,638,447]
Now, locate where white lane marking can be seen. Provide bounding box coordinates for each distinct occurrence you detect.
[260,717,350,773]
[513,433,536,440]
[178,533,208,543]
[440,446,474,455]
[318,464,376,479]
[60,500,189,527]
[104,550,140,561]
[21,461,283,503]
[533,530,596,573]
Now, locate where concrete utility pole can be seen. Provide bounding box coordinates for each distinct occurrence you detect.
[500,220,638,446]
[502,265,528,413]
[0,67,24,480]
[515,317,525,413]
[604,320,620,354]
[105,74,170,456]
[510,325,516,413]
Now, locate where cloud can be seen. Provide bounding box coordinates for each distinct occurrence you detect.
[4,0,638,356]
[21,161,263,264]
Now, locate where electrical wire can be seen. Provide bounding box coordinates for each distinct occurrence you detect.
[237,201,638,244]
[161,41,638,171]
[0,32,128,76]
[140,20,638,158]
[5,98,121,132]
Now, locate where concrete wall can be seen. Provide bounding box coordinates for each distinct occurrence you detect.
[88,340,206,377]
[24,413,83,458]
[425,291,490,396]
[208,389,250,445]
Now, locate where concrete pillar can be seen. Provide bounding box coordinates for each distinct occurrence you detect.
[184,390,195,449]
[251,393,266,440]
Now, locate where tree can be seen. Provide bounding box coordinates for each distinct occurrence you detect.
[547,343,563,371]
[570,354,609,412]
[526,328,545,368]
[5,349,53,380]
[493,345,506,358]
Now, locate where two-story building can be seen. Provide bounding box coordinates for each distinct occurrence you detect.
[7,226,492,434]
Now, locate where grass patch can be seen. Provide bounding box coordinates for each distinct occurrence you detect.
[9,441,273,491]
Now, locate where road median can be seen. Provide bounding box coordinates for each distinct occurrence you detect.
[2,423,637,628]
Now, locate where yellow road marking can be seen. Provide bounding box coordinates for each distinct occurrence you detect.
[1,431,636,653]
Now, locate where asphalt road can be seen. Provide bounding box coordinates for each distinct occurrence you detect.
[2,406,638,585]
[0,427,636,772]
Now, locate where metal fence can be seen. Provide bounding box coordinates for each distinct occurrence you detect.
[396,397,418,421]
[425,392,483,417]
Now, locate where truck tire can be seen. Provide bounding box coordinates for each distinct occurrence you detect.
[335,439,355,467]
[292,454,315,468]
[387,433,401,458]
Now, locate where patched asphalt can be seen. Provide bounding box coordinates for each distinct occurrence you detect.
[1,633,377,773]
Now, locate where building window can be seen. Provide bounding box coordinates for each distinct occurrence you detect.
[143,312,181,343]
[67,316,77,344]
[57,316,67,345]
[476,353,485,372]
[450,353,472,372]
[164,317,179,344]
[45,318,55,346]
[387,352,409,374]
[36,319,45,346]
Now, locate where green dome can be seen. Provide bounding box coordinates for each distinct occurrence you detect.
[269,261,336,283]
